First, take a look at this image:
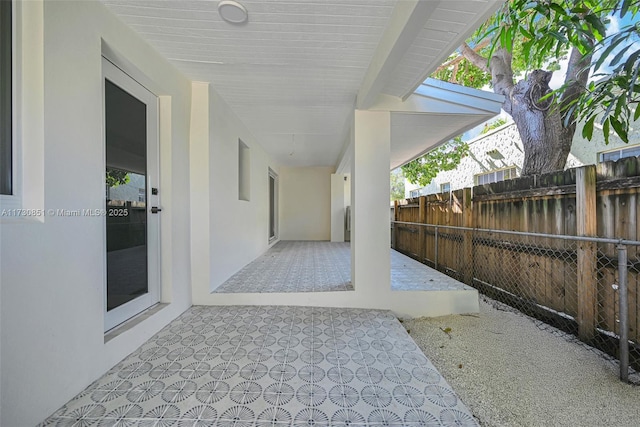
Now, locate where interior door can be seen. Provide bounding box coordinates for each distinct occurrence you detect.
[269,169,278,242]
[103,58,160,332]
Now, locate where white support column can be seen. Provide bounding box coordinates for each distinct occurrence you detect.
[352,110,391,292]
[189,82,211,294]
[330,174,345,242]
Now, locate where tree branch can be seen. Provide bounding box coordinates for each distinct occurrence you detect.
[560,45,592,129]
[558,43,592,135]
[489,47,516,114]
[459,41,490,73]
[435,40,490,75]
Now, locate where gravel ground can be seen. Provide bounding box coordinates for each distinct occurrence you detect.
[403,296,640,427]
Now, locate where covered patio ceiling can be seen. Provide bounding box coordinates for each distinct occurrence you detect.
[101,0,504,169]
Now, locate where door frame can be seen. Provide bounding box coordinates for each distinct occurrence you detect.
[102,57,161,332]
[268,168,278,243]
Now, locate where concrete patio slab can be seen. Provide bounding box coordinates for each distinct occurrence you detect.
[391,250,472,292]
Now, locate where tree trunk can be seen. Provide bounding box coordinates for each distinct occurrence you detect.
[509,70,573,176]
[460,45,591,176]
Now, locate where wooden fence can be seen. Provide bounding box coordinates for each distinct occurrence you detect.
[392,158,640,368]
[395,157,640,239]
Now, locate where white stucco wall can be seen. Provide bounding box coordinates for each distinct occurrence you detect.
[279,167,333,241]
[405,123,523,197]
[189,84,280,297]
[0,2,193,426]
[330,173,346,242]
[406,120,640,197]
[209,87,279,290]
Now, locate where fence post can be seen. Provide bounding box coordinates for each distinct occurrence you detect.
[462,188,474,285]
[617,244,629,382]
[434,226,439,270]
[576,165,597,342]
[419,196,426,263]
[392,200,399,249]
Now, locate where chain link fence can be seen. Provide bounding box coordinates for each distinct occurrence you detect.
[392,221,640,383]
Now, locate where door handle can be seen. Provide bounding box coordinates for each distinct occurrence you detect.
[151,207,162,214]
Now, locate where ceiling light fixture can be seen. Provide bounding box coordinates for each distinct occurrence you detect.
[218,0,248,24]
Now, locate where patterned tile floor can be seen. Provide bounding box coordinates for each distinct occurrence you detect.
[40,306,477,426]
[214,242,352,293]
[215,241,471,293]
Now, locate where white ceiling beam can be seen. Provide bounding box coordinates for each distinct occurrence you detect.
[367,78,503,115]
[400,0,505,100]
[356,0,440,110]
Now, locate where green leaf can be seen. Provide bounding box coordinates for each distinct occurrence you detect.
[563,103,577,127]
[505,26,513,52]
[549,3,566,17]
[529,13,537,33]
[615,94,625,118]
[634,106,640,122]
[610,45,634,68]
[584,14,607,40]
[609,116,629,143]
[548,31,568,44]
[624,49,640,74]
[621,0,631,18]
[628,61,640,97]
[486,34,499,67]
[500,27,508,51]
[594,35,627,71]
[602,97,617,121]
[519,26,533,39]
[603,118,611,145]
[582,115,596,140]
[570,6,590,14]
[476,24,499,43]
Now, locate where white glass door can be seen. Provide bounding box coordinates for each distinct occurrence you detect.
[103,58,160,331]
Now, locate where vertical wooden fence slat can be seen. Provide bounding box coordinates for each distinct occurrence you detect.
[565,194,579,317]
[419,196,426,263]
[488,198,497,286]
[462,188,473,285]
[549,195,566,312]
[613,189,631,336]
[478,199,488,281]
[577,165,598,342]
[427,195,436,265]
[597,189,616,334]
